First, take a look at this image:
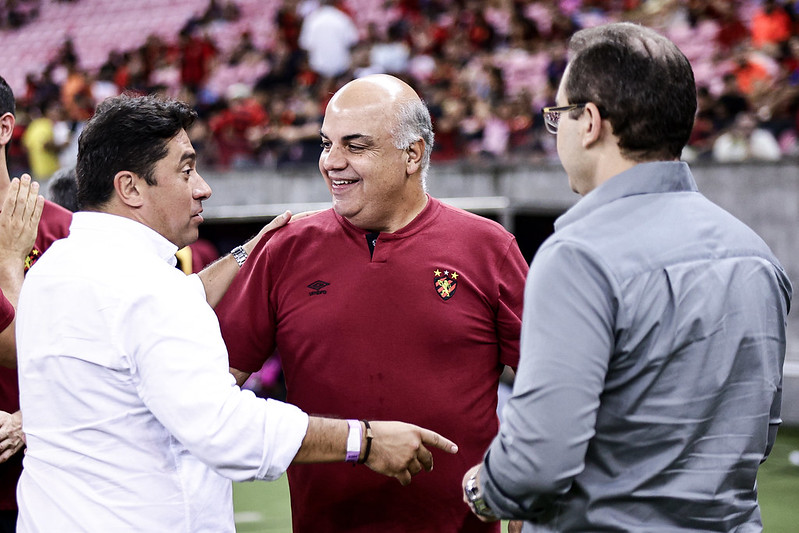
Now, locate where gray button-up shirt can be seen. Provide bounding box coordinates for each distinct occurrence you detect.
[483,161,792,532]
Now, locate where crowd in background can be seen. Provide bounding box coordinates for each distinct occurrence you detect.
[6,0,799,180]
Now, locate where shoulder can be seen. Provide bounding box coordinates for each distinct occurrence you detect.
[41,199,73,234]
[436,200,514,240]
[247,209,338,261]
[270,209,340,244]
[32,199,73,254]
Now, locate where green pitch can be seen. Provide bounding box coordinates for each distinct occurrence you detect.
[234,425,799,532]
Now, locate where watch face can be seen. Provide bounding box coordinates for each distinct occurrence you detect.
[466,477,479,499]
[465,475,496,519]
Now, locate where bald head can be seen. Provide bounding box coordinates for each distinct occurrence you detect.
[328,74,421,112]
[326,75,434,179]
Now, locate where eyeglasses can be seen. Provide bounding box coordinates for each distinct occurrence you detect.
[542,104,588,134]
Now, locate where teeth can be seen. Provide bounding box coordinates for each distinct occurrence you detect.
[332,179,356,185]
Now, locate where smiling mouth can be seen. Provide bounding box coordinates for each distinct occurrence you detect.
[331,179,358,187]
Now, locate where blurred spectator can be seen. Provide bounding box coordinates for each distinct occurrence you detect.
[298,0,359,79]
[714,1,749,52]
[178,27,217,94]
[262,89,323,168]
[1,0,41,29]
[198,0,240,25]
[717,72,751,128]
[21,101,66,180]
[732,50,775,100]
[367,22,410,75]
[276,2,303,51]
[24,67,60,115]
[713,111,782,163]
[175,238,220,274]
[60,58,93,123]
[208,83,267,169]
[2,0,799,169]
[91,64,120,105]
[47,166,78,212]
[683,86,723,162]
[254,38,307,94]
[464,7,497,52]
[751,0,792,52]
[227,30,258,66]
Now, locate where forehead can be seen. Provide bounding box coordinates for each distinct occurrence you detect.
[155,129,195,168]
[321,102,393,141]
[166,129,193,154]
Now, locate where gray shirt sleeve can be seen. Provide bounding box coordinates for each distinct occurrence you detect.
[481,239,616,520]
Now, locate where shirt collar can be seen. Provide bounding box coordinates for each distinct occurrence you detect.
[70,212,180,267]
[554,161,699,232]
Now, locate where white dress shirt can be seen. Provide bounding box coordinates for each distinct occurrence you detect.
[16,212,308,532]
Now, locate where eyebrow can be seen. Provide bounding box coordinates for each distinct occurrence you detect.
[179,151,197,165]
[319,131,375,144]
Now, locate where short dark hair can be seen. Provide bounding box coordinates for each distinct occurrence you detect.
[0,75,15,117]
[76,94,197,209]
[565,22,696,161]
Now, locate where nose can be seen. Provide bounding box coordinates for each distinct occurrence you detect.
[321,144,347,172]
[193,172,212,201]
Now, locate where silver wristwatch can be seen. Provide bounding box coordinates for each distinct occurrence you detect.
[465,471,497,520]
[230,245,248,267]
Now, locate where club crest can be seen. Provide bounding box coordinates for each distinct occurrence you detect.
[433,268,458,301]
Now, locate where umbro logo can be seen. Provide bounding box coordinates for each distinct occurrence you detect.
[308,280,330,296]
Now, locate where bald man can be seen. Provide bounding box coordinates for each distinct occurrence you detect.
[216,74,528,532]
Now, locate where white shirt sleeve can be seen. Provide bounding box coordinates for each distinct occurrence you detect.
[118,273,308,482]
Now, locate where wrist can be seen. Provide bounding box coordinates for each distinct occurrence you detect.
[357,420,373,464]
[345,419,361,463]
[465,468,497,520]
[230,245,248,267]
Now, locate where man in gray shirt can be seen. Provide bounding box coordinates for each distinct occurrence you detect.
[462,22,792,532]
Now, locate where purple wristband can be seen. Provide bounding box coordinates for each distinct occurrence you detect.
[345,419,362,463]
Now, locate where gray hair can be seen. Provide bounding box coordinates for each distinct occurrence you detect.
[390,98,434,188]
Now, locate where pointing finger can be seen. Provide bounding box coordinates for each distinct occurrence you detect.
[420,429,458,454]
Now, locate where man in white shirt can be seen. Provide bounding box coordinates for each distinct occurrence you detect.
[298,0,359,79]
[712,111,782,163]
[15,94,457,532]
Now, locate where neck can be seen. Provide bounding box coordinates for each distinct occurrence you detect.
[384,191,428,233]
[582,152,637,196]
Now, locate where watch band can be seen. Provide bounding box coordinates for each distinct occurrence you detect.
[465,471,498,520]
[230,245,248,267]
[345,419,362,463]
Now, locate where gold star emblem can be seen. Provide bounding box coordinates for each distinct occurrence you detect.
[451,272,458,279]
[433,269,442,276]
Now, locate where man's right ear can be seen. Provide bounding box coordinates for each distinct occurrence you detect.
[0,113,15,147]
[113,171,145,208]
